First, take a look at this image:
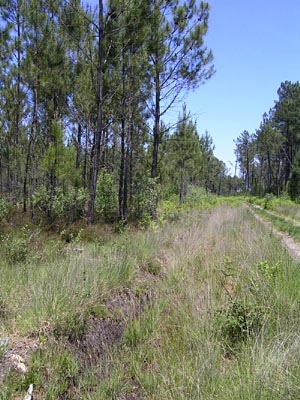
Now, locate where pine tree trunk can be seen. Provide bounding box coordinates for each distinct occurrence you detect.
[23,85,37,213]
[83,127,89,189]
[76,123,82,169]
[30,152,35,221]
[123,143,130,221]
[119,117,126,220]
[151,63,160,179]
[87,0,103,224]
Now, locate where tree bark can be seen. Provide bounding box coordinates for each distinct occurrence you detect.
[151,57,160,179]
[87,0,103,224]
[76,123,82,169]
[23,84,37,213]
[119,116,126,220]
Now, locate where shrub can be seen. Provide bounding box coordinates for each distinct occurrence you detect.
[131,177,160,222]
[2,235,28,264]
[95,170,118,221]
[258,260,282,280]
[264,193,275,209]
[0,198,13,220]
[159,198,180,222]
[34,186,88,222]
[216,300,263,353]
[185,186,207,205]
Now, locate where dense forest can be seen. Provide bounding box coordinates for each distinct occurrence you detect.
[0,0,238,225]
[235,80,300,200]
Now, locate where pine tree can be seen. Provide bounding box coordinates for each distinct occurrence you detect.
[147,0,214,181]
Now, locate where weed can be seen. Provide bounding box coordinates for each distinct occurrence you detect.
[216,299,264,353]
[144,258,161,275]
[258,260,282,280]
[24,347,79,399]
[264,193,275,209]
[3,201,300,399]
[0,199,13,220]
[53,312,88,343]
[2,235,28,264]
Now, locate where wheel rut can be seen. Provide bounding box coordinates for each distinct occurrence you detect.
[246,203,300,260]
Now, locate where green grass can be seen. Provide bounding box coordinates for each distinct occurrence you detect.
[246,194,300,221]
[79,205,300,399]
[2,202,300,399]
[253,205,300,240]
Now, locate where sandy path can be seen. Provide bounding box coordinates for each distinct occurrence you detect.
[247,203,300,259]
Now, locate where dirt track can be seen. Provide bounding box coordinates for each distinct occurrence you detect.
[247,203,300,259]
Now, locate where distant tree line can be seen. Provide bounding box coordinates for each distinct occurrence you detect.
[235,81,300,200]
[0,0,233,224]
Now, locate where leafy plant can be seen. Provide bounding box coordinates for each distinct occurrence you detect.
[34,186,88,222]
[258,260,282,280]
[216,300,263,352]
[2,235,28,264]
[0,199,13,220]
[95,170,118,221]
[131,177,160,222]
[263,193,274,210]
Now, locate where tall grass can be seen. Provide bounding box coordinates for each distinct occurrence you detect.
[0,229,152,337]
[78,204,300,399]
[2,202,300,399]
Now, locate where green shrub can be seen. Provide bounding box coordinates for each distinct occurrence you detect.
[185,186,207,205]
[0,198,13,220]
[2,235,28,264]
[95,170,118,221]
[131,177,160,222]
[264,193,275,209]
[258,260,282,280]
[34,186,88,222]
[159,198,180,222]
[60,227,83,243]
[216,300,263,352]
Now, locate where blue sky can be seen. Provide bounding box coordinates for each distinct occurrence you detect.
[183,0,300,172]
[87,0,300,173]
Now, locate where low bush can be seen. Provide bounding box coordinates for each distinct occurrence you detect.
[34,186,88,223]
[0,199,13,220]
[95,170,118,221]
[2,235,28,264]
[263,193,275,209]
[216,299,264,353]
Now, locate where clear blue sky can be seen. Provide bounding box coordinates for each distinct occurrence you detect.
[184,0,300,172]
[87,0,300,173]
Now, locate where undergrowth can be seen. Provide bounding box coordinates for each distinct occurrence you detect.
[2,201,300,399]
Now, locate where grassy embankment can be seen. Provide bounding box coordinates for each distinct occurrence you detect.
[1,197,300,399]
